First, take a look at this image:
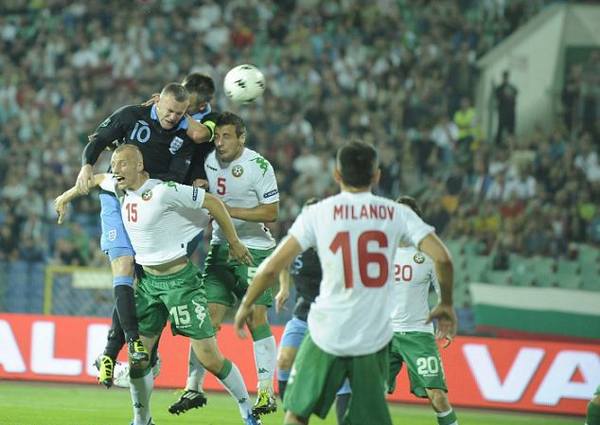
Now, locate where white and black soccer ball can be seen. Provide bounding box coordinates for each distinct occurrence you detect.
[223,64,266,104]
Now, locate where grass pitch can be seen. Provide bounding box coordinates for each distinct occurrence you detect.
[0,381,583,425]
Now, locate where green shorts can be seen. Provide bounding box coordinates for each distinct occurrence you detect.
[284,333,392,425]
[203,244,274,307]
[595,385,600,397]
[135,262,215,340]
[388,331,447,397]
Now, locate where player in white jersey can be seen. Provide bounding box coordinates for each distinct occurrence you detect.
[170,112,280,418]
[55,145,261,425]
[234,141,456,425]
[387,196,459,425]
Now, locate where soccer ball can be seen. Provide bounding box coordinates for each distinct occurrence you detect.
[223,64,266,104]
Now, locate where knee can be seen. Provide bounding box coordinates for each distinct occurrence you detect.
[277,349,295,371]
[428,389,451,412]
[112,256,134,276]
[247,306,268,329]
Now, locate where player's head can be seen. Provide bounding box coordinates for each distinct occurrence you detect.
[182,73,215,115]
[156,83,190,130]
[214,112,246,163]
[111,145,145,190]
[395,195,423,218]
[334,141,380,190]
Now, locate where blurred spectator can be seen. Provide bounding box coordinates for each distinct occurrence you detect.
[495,70,518,145]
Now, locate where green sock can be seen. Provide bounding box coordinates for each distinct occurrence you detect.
[216,358,233,380]
[437,409,458,425]
[588,401,600,425]
[250,323,272,341]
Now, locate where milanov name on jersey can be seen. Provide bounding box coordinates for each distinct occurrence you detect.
[333,204,395,220]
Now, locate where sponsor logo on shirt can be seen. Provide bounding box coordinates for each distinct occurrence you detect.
[142,190,153,201]
[413,253,425,264]
[192,187,199,201]
[263,189,279,199]
[232,165,244,177]
[99,117,111,128]
[169,136,184,154]
[206,164,218,171]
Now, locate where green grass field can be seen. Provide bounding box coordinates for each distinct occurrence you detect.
[0,381,583,425]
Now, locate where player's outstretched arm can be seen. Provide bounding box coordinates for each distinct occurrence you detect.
[227,201,279,223]
[275,268,292,314]
[419,233,457,344]
[234,235,302,338]
[202,193,252,265]
[55,174,105,224]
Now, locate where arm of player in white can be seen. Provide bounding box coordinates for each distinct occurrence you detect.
[275,268,292,314]
[235,235,302,338]
[418,233,457,341]
[227,201,279,223]
[55,174,110,224]
[202,193,252,265]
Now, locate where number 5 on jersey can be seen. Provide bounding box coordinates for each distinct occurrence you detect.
[329,230,389,288]
[216,177,226,195]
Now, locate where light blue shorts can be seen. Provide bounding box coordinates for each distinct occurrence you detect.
[99,192,134,261]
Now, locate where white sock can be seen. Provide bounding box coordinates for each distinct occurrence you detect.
[253,336,276,392]
[129,370,154,425]
[218,361,253,419]
[186,344,206,392]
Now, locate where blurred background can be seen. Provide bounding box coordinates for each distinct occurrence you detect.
[0,0,599,342]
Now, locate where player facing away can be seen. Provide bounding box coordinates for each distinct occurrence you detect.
[55,145,261,425]
[169,112,280,417]
[386,196,459,425]
[76,82,216,386]
[97,74,217,386]
[275,199,351,425]
[234,141,456,425]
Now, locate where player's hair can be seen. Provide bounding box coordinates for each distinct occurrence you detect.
[396,195,423,218]
[336,141,378,187]
[160,83,189,102]
[114,144,144,164]
[216,111,246,137]
[182,73,215,101]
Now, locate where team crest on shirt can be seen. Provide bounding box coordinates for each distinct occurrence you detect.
[107,229,117,241]
[232,165,244,177]
[413,252,425,264]
[169,136,184,154]
[99,117,111,128]
[142,190,153,201]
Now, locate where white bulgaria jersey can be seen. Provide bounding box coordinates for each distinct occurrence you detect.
[204,148,279,249]
[390,246,440,334]
[288,191,434,356]
[99,175,210,266]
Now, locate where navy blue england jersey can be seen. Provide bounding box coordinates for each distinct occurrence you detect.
[86,104,204,184]
[290,248,321,321]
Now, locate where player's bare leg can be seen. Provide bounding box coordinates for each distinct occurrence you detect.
[426,388,459,425]
[284,411,308,425]
[276,346,298,399]
[128,334,159,425]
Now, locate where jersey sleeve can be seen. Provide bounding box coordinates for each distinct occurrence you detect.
[288,205,317,251]
[98,174,116,193]
[83,106,132,165]
[253,157,279,204]
[160,181,206,210]
[397,204,435,247]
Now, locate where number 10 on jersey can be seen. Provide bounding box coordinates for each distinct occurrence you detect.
[329,230,389,288]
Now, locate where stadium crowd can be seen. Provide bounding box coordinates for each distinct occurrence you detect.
[0,0,598,273]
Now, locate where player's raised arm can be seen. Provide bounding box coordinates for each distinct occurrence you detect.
[419,233,457,342]
[55,174,108,224]
[234,235,302,338]
[202,193,252,265]
[186,113,217,144]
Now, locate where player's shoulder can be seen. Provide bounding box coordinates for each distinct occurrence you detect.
[396,246,433,266]
[244,148,273,168]
[205,150,218,167]
[113,104,147,119]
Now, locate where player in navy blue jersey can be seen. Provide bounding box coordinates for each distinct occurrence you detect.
[77,81,217,387]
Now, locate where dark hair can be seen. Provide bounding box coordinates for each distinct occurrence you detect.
[182,73,215,101]
[336,141,378,187]
[161,83,189,102]
[216,111,246,137]
[395,195,423,218]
